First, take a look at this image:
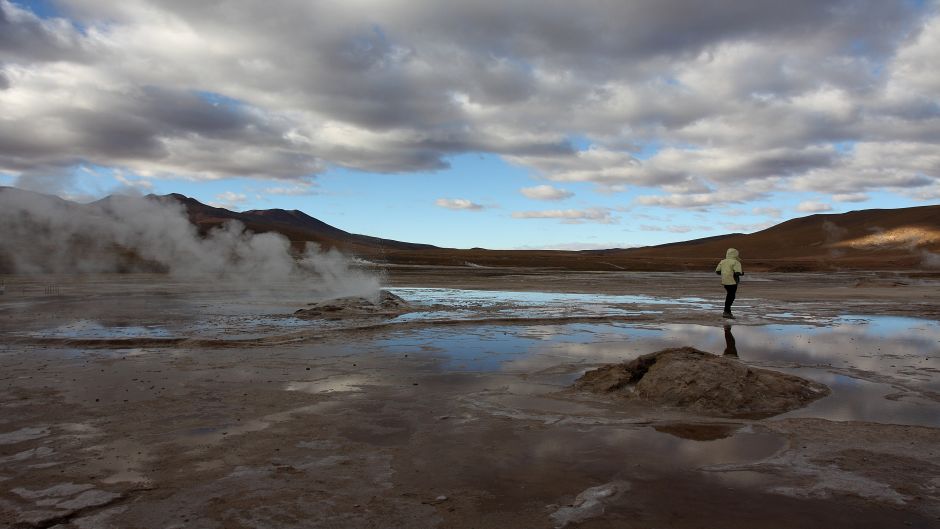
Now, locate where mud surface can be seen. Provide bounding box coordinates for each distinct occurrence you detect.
[1,268,939,528]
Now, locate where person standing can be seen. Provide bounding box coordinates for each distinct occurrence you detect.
[715,248,743,319]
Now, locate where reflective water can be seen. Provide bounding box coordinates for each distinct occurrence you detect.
[18,285,940,427]
[30,316,311,340]
[375,316,940,427]
[388,287,709,321]
[22,287,821,340]
[22,288,693,338]
[34,320,175,339]
[390,287,714,307]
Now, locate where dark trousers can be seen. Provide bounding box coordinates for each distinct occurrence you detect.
[723,284,737,313]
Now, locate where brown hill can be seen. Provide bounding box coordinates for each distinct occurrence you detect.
[148,193,438,253]
[3,186,939,272]
[611,205,940,271]
[368,205,940,271]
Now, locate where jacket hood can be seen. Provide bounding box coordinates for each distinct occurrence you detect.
[725,248,740,260]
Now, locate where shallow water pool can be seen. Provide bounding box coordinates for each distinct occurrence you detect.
[374,315,940,427]
[387,287,710,321]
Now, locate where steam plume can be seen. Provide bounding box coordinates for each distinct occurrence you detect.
[0,188,380,299]
[921,250,940,269]
[821,220,847,258]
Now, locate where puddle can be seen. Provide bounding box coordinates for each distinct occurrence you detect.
[390,288,701,307]
[33,320,174,339]
[21,288,832,342]
[285,376,372,393]
[28,316,313,341]
[662,318,940,391]
[388,287,707,321]
[653,422,741,441]
[419,421,786,504]
[372,316,940,427]
[570,425,784,469]
[773,368,940,426]
[15,281,940,429]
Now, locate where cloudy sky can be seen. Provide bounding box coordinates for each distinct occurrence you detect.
[2,0,938,249]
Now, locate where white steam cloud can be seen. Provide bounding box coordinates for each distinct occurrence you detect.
[822,220,848,258]
[921,250,940,269]
[0,189,380,300]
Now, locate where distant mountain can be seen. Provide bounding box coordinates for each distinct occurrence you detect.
[0,187,436,256]
[3,186,939,271]
[613,205,940,269]
[149,192,438,252]
[368,203,940,271]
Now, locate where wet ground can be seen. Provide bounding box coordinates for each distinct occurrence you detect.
[1,269,939,528]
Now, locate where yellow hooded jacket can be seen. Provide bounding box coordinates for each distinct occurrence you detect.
[716,248,743,286]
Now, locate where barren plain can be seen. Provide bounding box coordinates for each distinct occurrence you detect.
[1,267,939,528]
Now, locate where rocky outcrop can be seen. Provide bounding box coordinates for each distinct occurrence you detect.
[294,290,414,319]
[574,347,830,418]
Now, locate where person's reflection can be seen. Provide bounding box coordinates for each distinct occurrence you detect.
[723,324,738,357]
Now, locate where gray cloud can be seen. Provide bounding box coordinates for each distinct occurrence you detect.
[210,191,248,210]
[752,207,782,218]
[0,0,937,204]
[513,242,633,251]
[512,207,617,224]
[796,201,833,213]
[263,184,317,196]
[639,224,694,233]
[0,74,323,182]
[833,192,869,203]
[720,221,777,233]
[0,1,89,62]
[520,184,574,201]
[635,186,771,210]
[435,198,485,211]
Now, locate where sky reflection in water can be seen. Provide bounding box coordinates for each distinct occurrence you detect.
[377,316,940,427]
[388,287,708,321]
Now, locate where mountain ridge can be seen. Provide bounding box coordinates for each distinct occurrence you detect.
[145,191,439,252]
[2,186,939,271]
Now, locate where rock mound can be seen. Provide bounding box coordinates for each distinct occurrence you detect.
[295,290,413,319]
[574,347,830,418]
